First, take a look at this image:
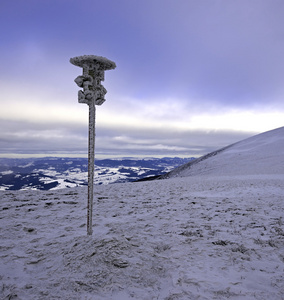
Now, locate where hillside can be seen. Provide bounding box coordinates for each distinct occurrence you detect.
[162,126,284,178]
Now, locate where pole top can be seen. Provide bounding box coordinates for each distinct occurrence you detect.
[70,55,116,70]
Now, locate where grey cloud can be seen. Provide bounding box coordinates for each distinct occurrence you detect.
[96,126,253,158]
[0,119,253,158]
[0,120,88,155]
[2,0,284,110]
[110,1,284,108]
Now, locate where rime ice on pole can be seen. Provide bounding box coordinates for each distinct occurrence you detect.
[70,55,116,235]
[70,55,116,105]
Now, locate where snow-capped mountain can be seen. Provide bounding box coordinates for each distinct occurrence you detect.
[0,157,194,190]
[162,126,284,178]
[1,127,283,299]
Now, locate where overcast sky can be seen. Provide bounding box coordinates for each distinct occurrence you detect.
[1,0,284,158]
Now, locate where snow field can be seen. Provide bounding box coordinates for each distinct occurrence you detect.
[1,174,283,299]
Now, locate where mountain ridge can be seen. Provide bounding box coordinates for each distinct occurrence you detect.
[160,126,284,178]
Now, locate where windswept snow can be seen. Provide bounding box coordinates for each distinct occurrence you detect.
[0,127,284,299]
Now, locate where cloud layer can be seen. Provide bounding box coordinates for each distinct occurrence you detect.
[0,0,284,157]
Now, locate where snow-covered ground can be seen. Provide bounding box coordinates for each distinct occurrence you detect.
[1,127,284,299]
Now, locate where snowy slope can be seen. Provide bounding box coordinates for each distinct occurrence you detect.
[1,127,284,299]
[163,126,284,178]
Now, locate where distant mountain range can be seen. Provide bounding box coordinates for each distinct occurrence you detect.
[0,157,194,191]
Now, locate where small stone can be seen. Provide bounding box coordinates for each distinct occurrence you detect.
[112,258,129,268]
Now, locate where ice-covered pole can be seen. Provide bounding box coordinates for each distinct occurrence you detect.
[70,55,116,235]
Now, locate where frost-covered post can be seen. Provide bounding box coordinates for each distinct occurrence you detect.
[70,55,116,235]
